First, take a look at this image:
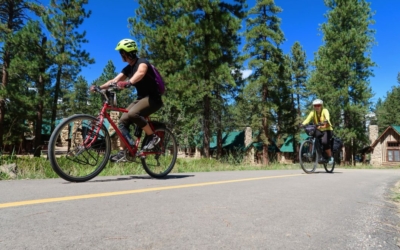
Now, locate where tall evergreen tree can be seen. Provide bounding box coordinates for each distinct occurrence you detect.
[290,42,308,117]
[290,42,308,158]
[243,0,285,165]
[375,74,400,131]
[8,20,51,156]
[64,75,90,115]
[0,0,42,150]
[130,0,245,158]
[42,0,94,132]
[272,54,294,148]
[308,0,376,164]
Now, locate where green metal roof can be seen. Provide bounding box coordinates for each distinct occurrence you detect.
[209,131,244,150]
[39,119,63,135]
[392,125,400,134]
[248,142,280,152]
[280,133,308,153]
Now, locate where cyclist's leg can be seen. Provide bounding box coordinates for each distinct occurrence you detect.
[124,96,163,150]
[321,130,333,161]
[110,101,138,162]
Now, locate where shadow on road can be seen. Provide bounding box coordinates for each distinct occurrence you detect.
[62,174,195,184]
[303,171,343,174]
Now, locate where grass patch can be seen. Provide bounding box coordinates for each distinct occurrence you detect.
[1,155,400,181]
[392,181,400,203]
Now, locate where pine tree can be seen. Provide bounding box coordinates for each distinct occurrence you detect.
[130,0,245,158]
[375,87,400,130]
[290,42,308,117]
[308,0,375,164]
[64,76,89,115]
[42,0,94,132]
[272,53,295,153]
[0,0,43,150]
[290,42,308,157]
[243,0,285,165]
[8,20,51,156]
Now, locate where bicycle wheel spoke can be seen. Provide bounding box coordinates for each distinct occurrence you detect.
[48,115,111,182]
[141,127,177,178]
[299,140,317,174]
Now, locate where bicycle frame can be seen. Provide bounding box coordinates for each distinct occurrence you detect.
[308,134,325,161]
[87,100,159,158]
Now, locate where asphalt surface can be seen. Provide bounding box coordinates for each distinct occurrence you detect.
[1,169,400,249]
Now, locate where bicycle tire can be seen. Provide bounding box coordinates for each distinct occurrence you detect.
[299,140,317,174]
[323,152,336,173]
[48,114,111,182]
[141,127,177,178]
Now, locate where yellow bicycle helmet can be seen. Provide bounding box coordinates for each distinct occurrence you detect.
[115,39,138,52]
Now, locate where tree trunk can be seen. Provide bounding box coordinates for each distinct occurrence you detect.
[33,74,44,157]
[34,37,47,157]
[203,95,211,158]
[0,50,10,150]
[216,94,222,159]
[51,66,62,132]
[262,85,269,165]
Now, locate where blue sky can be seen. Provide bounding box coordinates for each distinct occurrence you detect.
[74,0,399,104]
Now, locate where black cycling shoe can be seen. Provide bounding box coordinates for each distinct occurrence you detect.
[110,150,127,163]
[143,134,161,151]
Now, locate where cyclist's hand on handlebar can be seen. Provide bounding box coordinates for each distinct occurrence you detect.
[116,81,132,89]
[298,123,304,128]
[89,85,100,93]
[317,121,328,128]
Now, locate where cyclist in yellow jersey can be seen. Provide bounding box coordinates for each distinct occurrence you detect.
[301,99,334,164]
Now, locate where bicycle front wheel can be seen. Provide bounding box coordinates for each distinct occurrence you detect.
[141,127,177,178]
[299,140,317,174]
[48,114,111,182]
[323,152,336,173]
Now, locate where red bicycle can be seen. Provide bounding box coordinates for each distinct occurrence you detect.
[48,85,177,182]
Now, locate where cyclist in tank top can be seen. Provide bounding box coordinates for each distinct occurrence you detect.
[90,39,163,162]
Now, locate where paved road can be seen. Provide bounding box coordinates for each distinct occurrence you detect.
[1,169,400,249]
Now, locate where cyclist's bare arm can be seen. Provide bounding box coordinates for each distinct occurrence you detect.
[98,73,127,90]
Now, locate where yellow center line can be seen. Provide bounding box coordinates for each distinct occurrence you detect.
[0,173,304,209]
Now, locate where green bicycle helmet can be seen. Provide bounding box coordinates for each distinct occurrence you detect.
[115,39,138,52]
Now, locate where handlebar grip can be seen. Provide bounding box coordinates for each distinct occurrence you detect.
[93,86,101,92]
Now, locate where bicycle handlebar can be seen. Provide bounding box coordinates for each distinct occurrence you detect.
[300,121,327,128]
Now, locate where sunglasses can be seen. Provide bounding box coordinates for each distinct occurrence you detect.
[314,104,322,107]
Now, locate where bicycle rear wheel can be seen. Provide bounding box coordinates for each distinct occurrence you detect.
[48,114,111,182]
[299,140,317,174]
[141,127,177,178]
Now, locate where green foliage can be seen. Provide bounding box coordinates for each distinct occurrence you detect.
[375,86,400,131]
[0,0,45,150]
[308,0,376,156]
[129,0,245,157]
[242,0,285,163]
[290,41,308,117]
[42,0,94,130]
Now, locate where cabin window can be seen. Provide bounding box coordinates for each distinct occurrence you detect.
[388,150,400,162]
[387,142,400,147]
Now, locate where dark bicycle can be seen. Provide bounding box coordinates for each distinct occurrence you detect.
[48,84,177,182]
[299,123,335,174]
